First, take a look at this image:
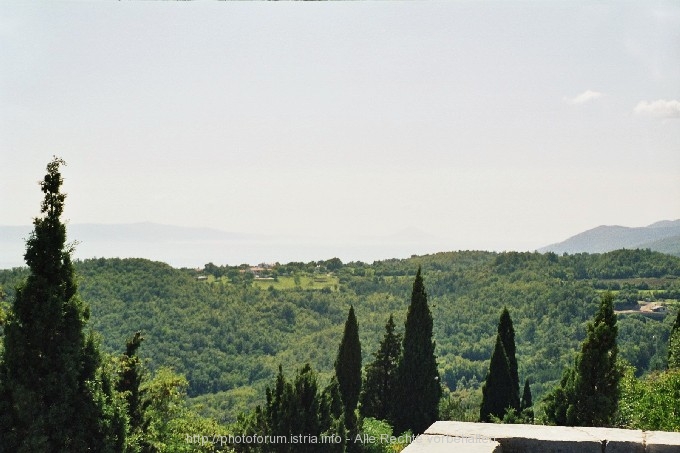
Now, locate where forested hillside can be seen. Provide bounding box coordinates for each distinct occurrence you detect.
[2,248,679,424]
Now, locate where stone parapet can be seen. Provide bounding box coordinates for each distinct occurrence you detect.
[400,434,501,453]
[400,421,680,453]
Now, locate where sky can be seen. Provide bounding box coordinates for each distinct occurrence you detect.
[1,1,679,265]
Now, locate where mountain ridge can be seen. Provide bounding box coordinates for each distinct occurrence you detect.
[539,220,680,256]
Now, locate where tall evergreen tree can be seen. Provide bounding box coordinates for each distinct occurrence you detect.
[498,307,519,395]
[393,267,441,435]
[319,375,347,452]
[360,314,401,424]
[0,158,123,451]
[544,292,622,426]
[520,378,534,423]
[668,310,680,369]
[248,364,345,453]
[289,364,323,449]
[334,305,361,450]
[480,336,517,422]
[265,366,292,452]
[480,308,520,422]
[520,378,532,412]
[117,331,152,451]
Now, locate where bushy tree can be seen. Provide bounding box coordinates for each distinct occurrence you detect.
[117,331,153,452]
[544,292,622,426]
[0,284,6,326]
[668,310,680,369]
[142,367,227,453]
[393,267,441,435]
[360,314,401,424]
[241,364,345,453]
[0,158,124,451]
[618,365,680,432]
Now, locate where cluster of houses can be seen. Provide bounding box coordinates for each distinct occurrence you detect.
[194,263,276,281]
[638,302,669,316]
[246,264,276,280]
[616,301,669,319]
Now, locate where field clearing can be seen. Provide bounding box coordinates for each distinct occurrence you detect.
[597,288,679,301]
[252,274,340,291]
[596,277,678,287]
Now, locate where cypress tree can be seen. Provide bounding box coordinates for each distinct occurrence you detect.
[394,267,441,435]
[668,310,680,369]
[334,305,361,448]
[520,378,534,423]
[480,308,520,422]
[498,307,519,396]
[544,292,621,426]
[520,378,532,411]
[360,314,401,424]
[480,336,516,422]
[0,158,123,451]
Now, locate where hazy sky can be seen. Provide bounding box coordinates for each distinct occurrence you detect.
[2,1,679,257]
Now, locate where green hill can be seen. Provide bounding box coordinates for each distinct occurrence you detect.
[1,249,679,423]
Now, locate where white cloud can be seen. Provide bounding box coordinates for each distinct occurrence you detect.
[564,90,603,105]
[634,99,680,119]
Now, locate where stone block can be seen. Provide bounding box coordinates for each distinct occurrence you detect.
[426,421,604,453]
[399,421,680,452]
[401,434,502,453]
[578,427,644,453]
[645,430,680,453]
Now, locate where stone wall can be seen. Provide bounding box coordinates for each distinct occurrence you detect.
[401,421,680,453]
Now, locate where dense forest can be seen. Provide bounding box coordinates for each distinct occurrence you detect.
[2,159,680,451]
[2,245,680,421]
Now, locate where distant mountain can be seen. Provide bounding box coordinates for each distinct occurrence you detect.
[639,234,680,257]
[539,220,680,256]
